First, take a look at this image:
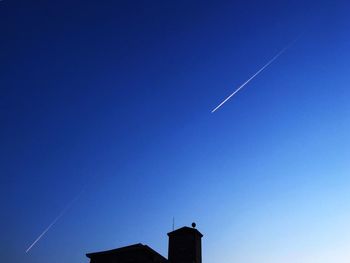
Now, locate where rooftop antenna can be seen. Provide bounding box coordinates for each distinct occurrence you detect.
[172,217,175,231]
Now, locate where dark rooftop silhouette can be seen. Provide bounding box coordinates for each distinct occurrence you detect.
[86,224,203,263]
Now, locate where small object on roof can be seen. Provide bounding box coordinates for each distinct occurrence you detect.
[191,222,196,228]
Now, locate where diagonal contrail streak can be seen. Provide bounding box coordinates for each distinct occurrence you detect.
[25,189,84,253]
[211,37,300,113]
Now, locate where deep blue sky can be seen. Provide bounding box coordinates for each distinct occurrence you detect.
[1,1,350,263]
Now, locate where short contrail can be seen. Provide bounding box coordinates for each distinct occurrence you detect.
[211,37,300,113]
[25,189,84,253]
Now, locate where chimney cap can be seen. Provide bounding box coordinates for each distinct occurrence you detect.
[167,226,203,237]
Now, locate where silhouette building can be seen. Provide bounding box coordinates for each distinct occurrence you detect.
[86,224,203,263]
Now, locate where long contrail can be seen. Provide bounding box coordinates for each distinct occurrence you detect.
[211,37,300,113]
[25,189,84,253]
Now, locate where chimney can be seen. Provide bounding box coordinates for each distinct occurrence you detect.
[167,223,203,263]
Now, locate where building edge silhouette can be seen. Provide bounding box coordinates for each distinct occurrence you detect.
[86,223,203,263]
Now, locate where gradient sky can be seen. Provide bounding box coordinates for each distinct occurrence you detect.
[1,1,350,263]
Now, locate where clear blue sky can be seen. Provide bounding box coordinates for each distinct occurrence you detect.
[1,1,350,263]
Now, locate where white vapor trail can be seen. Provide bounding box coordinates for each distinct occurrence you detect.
[211,37,300,113]
[25,189,84,253]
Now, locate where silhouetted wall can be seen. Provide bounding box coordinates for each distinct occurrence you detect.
[86,225,203,263]
[86,244,167,263]
[167,227,203,263]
